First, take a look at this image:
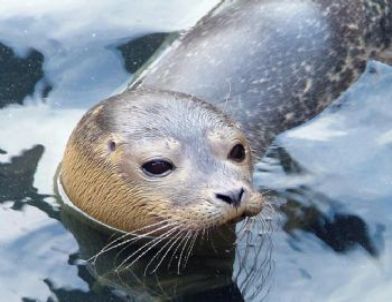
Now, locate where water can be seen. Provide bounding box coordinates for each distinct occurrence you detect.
[0,1,392,301]
[257,61,392,302]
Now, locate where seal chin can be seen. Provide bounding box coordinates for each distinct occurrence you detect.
[157,190,264,235]
[185,188,265,231]
[244,191,265,217]
[225,190,264,224]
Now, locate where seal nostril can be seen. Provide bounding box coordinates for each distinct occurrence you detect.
[215,187,245,207]
[238,188,244,201]
[216,193,234,205]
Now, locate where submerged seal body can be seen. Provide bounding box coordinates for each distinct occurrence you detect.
[60,0,392,234]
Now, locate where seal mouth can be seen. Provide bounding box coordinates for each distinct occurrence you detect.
[227,211,252,225]
[228,214,246,224]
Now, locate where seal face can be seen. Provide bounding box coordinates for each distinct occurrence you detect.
[60,89,263,234]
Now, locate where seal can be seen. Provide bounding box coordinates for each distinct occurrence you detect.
[60,0,392,235]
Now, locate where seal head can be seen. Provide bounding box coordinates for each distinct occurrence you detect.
[60,89,263,235]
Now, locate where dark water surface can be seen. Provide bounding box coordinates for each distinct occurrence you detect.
[1,1,392,301]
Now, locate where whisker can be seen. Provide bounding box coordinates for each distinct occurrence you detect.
[113,238,134,266]
[111,222,176,266]
[236,216,254,243]
[143,230,183,275]
[238,212,275,300]
[168,231,190,270]
[183,231,199,270]
[201,227,207,241]
[149,231,185,274]
[206,227,218,254]
[119,226,181,272]
[89,220,174,264]
[114,227,176,272]
[236,217,249,236]
[102,219,171,249]
[177,231,193,275]
[234,216,256,289]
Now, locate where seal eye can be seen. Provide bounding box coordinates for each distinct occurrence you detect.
[142,159,174,176]
[228,144,246,162]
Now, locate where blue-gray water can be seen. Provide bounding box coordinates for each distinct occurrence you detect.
[1,1,392,301]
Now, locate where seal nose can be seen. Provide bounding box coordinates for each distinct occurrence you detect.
[215,188,244,207]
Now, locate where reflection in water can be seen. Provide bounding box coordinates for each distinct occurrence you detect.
[0,146,83,301]
[234,216,274,301]
[264,146,380,257]
[29,278,127,302]
[281,187,379,257]
[56,183,272,301]
[0,145,56,218]
[0,43,51,108]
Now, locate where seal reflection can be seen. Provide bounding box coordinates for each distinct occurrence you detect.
[57,184,273,301]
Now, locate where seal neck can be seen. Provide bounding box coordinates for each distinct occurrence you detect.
[364,0,392,51]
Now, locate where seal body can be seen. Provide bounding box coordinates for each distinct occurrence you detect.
[136,0,392,154]
[60,0,392,234]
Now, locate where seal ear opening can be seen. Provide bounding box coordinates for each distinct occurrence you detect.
[108,140,116,152]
